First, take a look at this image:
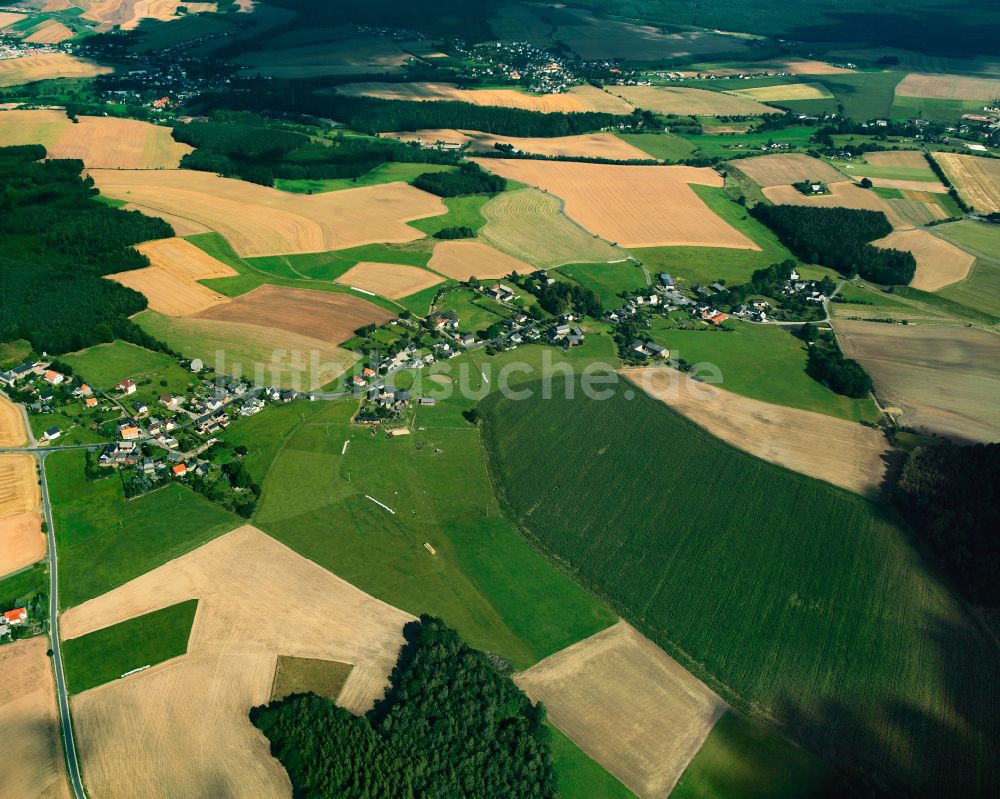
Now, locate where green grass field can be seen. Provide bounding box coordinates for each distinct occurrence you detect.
[60,342,197,409]
[548,725,637,799]
[47,450,238,608]
[614,132,697,161]
[270,655,354,701]
[62,599,198,694]
[679,127,818,160]
[436,288,508,334]
[836,159,937,182]
[646,320,880,422]
[480,376,1000,797]
[0,564,46,610]
[0,339,31,367]
[555,261,648,308]
[892,95,988,123]
[246,242,432,283]
[275,162,455,194]
[815,71,904,119]
[409,194,491,236]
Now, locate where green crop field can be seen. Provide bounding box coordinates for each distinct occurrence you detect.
[614,132,697,161]
[47,450,238,608]
[645,320,880,422]
[275,162,455,194]
[548,725,637,799]
[480,376,1000,797]
[892,95,988,123]
[246,243,432,282]
[409,194,491,236]
[0,564,46,610]
[815,71,904,120]
[555,261,648,308]
[62,599,198,694]
[836,160,937,182]
[436,288,508,334]
[61,341,188,393]
[678,127,818,160]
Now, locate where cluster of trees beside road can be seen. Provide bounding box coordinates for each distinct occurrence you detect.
[714,260,835,321]
[514,273,602,317]
[798,323,873,398]
[752,204,916,285]
[0,145,174,355]
[413,162,505,197]
[894,441,999,607]
[251,615,557,798]
[173,114,462,186]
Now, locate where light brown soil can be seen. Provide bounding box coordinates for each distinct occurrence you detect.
[0,53,111,87]
[764,181,909,228]
[192,284,394,344]
[867,177,947,193]
[0,394,28,447]
[730,82,832,102]
[516,621,726,799]
[865,151,931,169]
[385,129,650,160]
[0,638,71,799]
[730,152,845,187]
[0,453,40,518]
[136,237,239,281]
[624,368,891,498]
[0,511,45,578]
[605,85,781,116]
[336,261,443,299]
[336,81,603,112]
[873,229,975,291]
[896,73,1000,99]
[122,204,211,236]
[0,11,25,28]
[428,240,533,281]
[932,152,1000,213]
[64,525,413,799]
[477,160,758,249]
[24,20,74,43]
[90,169,445,257]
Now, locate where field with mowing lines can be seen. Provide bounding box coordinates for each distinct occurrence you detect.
[0,638,71,799]
[136,236,237,281]
[386,129,651,160]
[480,187,625,268]
[517,621,726,799]
[63,525,412,799]
[895,73,1000,99]
[429,240,532,281]
[614,132,696,162]
[481,375,1000,798]
[865,150,932,169]
[932,152,1000,213]
[835,320,1000,443]
[0,53,110,87]
[478,160,758,250]
[605,85,779,116]
[192,284,393,344]
[730,152,845,187]
[729,82,832,102]
[89,169,445,257]
[626,368,889,497]
[336,260,442,299]
[872,229,974,290]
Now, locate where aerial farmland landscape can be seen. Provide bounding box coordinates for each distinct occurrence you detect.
[0,1,998,798]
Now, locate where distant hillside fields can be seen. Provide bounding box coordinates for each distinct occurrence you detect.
[480,377,1000,797]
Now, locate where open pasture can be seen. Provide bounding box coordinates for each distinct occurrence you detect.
[604,85,779,116]
[336,261,443,300]
[24,19,74,43]
[626,367,889,497]
[477,160,758,250]
[0,638,71,799]
[235,36,409,78]
[192,284,393,345]
[479,187,625,268]
[388,129,650,160]
[0,53,110,87]
[480,376,1000,797]
[428,240,533,281]
[872,229,974,291]
[729,82,833,102]
[89,169,445,257]
[729,152,844,187]
[517,621,726,799]
[932,152,1000,213]
[64,525,413,799]
[834,320,1000,443]
[896,73,1000,100]
[0,394,28,447]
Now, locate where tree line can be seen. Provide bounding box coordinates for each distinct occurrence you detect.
[751,204,916,285]
[250,615,558,798]
[0,146,174,355]
[798,324,873,399]
[412,162,506,197]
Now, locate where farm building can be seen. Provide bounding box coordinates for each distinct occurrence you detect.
[43,427,61,441]
[4,607,27,625]
[115,379,137,395]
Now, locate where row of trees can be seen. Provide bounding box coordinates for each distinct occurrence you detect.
[251,615,558,798]
[412,162,506,197]
[800,326,873,399]
[751,204,916,285]
[0,146,174,355]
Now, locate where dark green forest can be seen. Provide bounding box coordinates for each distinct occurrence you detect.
[412,162,505,197]
[895,442,1000,607]
[751,205,916,285]
[0,145,173,354]
[251,615,557,799]
[804,333,873,399]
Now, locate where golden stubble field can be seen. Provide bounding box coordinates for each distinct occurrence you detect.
[516,621,727,799]
[730,152,846,187]
[895,73,1000,100]
[24,19,74,43]
[0,53,111,87]
[0,638,71,799]
[89,170,446,257]
[0,393,28,447]
[932,152,1000,213]
[834,320,1000,443]
[62,525,414,799]
[605,85,781,116]
[625,368,891,498]
[763,181,914,228]
[478,159,759,250]
[872,229,975,291]
[78,0,216,29]
[428,240,534,281]
[336,261,443,299]
[384,129,651,160]
[0,452,44,577]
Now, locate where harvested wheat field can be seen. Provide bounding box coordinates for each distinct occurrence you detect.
[932,152,1000,213]
[387,129,650,160]
[867,177,947,193]
[123,204,210,236]
[896,73,1000,100]
[0,511,45,578]
[192,284,393,344]
[730,82,833,102]
[0,638,71,799]
[873,230,974,291]
[764,181,908,228]
[63,525,413,799]
[865,150,931,169]
[478,160,758,250]
[236,37,410,78]
[479,188,625,268]
[834,320,1000,443]
[89,170,445,257]
[760,57,852,75]
[0,394,28,447]
[0,11,25,28]
[516,621,726,799]
[336,81,613,113]
[137,237,238,282]
[605,85,780,116]
[107,266,230,316]
[625,368,890,497]
[24,19,74,43]
[336,261,442,300]
[428,240,533,281]
[79,0,216,29]
[0,53,110,87]
[0,454,40,518]
[730,152,845,187]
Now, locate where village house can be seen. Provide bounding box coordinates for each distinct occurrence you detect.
[118,423,141,441]
[43,370,64,385]
[115,379,137,395]
[84,397,98,408]
[43,427,61,441]
[485,283,517,303]
[132,400,149,417]
[458,333,476,347]
[630,341,650,358]
[4,607,27,625]
[433,310,459,331]
[172,463,188,477]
